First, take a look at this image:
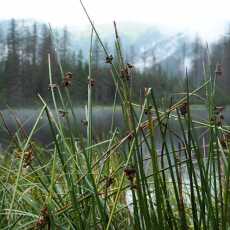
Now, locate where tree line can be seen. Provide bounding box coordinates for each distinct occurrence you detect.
[0,19,229,108]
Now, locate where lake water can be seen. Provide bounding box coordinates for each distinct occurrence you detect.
[0,106,124,149]
[1,105,230,151]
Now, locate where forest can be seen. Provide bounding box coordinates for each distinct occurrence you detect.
[0,19,229,107]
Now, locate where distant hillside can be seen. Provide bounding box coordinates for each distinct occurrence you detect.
[0,19,195,75]
[68,23,194,75]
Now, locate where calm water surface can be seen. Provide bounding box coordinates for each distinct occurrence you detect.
[1,105,230,151]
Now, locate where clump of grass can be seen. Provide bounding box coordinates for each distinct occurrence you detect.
[1,3,230,229]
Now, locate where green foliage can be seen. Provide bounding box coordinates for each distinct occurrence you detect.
[0,20,183,108]
[1,12,230,230]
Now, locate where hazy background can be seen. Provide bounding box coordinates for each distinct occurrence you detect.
[1,0,230,40]
[0,0,230,147]
[0,0,230,106]
[0,0,230,107]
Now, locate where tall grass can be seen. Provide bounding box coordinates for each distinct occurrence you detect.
[1,4,230,229]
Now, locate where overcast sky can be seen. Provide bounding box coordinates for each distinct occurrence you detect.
[1,0,230,40]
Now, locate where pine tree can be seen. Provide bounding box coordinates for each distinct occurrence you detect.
[4,19,23,104]
[190,36,205,87]
[37,24,54,98]
[60,26,71,67]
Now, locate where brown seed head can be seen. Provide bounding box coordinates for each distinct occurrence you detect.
[179,102,188,116]
[64,72,73,79]
[81,119,88,126]
[220,135,230,148]
[144,105,153,115]
[121,67,130,80]
[88,78,95,87]
[36,207,49,228]
[105,55,113,64]
[62,72,73,87]
[215,64,223,77]
[105,176,114,188]
[210,116,216,125]
[16,148,34,168]
[124,167,136,180]
[126,131,134,141]
[23,149,34,168]
[214,106,224,114]
[62,79,71,87]
[48,84,58,91]
[59,110,68,117]
[127,63,134,69]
